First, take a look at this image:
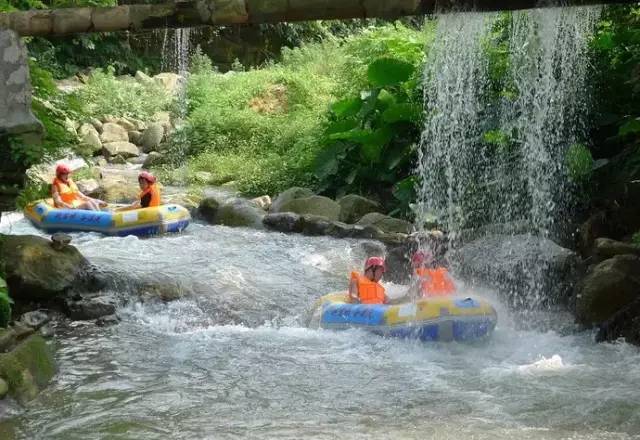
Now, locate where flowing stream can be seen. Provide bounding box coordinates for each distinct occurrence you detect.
[0,216,639,439]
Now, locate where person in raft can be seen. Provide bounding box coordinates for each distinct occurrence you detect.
[348,256,389,304]
[411,250,456,298]
[129,171,161,209]
[52,164,105,210]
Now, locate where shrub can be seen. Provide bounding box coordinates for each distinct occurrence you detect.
[74,66,172,120]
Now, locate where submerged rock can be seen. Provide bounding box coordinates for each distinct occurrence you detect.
[575,255,640,326]
[338,194,381,224]
[451,234,582,307]
[250,195,271,211]
[19,311,50,330]
[592,238,640,262]
[0,234,92,302]
[212,198,265,228]
[0,334,55,404]
[65,295,117,320]
[197,197,220,224]
[596,297,640,346]
[263,212,303,233]
[269,187,314,213]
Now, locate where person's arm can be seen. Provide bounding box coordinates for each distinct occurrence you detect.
[348,278,359,303]
[77,191,107,207]
[52,186,73,209]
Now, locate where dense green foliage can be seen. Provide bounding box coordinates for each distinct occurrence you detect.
[164,24,429,197]
[0,278,11,328]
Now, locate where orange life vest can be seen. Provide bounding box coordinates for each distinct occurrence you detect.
[350,271,386,304]
[52,177,80,207]
[416,267,455,297]
[139,184,161,207]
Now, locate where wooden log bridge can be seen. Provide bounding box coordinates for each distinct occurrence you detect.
[0,0,636,37]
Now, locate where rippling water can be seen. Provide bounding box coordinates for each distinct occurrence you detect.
[1,214,639,439]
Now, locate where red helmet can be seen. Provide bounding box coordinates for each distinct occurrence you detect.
[365,256,386,272]
[55,163,71,176]
[412,250,433,266]
[138,171,156,184]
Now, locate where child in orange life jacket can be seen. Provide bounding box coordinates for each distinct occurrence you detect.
[348,256,389,304]
[411,250,455,298]
[51,164,104,210]
[128,171,161,209]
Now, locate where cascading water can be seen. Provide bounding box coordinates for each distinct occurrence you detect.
[416,8,600,307]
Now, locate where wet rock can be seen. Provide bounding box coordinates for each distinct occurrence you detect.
[141,122,164,152]
[197,197,220,223]
[250,195,271,211]
[578,211,610,255]
[80,129,103,155]
[65,295,117,320]
[269,187,314,213]
[596,297,640,345]
[212,198,265,228]
[18,311,49,330]
[356,212,413,234]
[450,234,582,307]
[575,255,640,326]
[263,212,303,233]
[50,232,71,251]
[279,196,341,221]
[100,122,129,143]
[95,314,120,327]
[338,194,381,224]
[102,141,140,159]
[39,323,54,338]
[593,238,640,262]
[0,234,92,302]
[0,329,16,352]
[301,215,332,236]
[0,334,56,404]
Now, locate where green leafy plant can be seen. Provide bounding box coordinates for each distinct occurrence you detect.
[314,55,422,209]
[0,278,11,328]
[633,230,640,244]
[566,143,595,184]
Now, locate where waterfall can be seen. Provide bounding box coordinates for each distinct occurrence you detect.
[416,7,600,307]
[417,7,600,240]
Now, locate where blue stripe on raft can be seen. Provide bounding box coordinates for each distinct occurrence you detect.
[43,209,113,227]
[28,219,190,237]
[321,303,387,326]
[453,320,494,340]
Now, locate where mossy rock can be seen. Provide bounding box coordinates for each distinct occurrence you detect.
[0,334,55,404]
[0,234,90,302]
[269,187,314,213]
[356,212,414,234]
[338,194,381,224]
[278,196,341,221]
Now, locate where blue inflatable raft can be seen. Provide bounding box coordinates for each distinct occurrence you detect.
[309,292,497,342]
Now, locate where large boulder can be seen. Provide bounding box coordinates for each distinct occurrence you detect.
[263,212,303,233]
[79,129,102,155]
[356,212,413,234]
[98,166,140,203]
[197,197,220,224]
[575,255,640,326]
[269,187,314,213]
[278,196,341,221]
[450,234,582,307]
[0,334,55,404]
[596,297,640,345]
[143,151,165,168]
[75,178,102,198]
[141,123,164,153]
[102,141,140,159]
[0,234,91,302]
[338,194,381,224]
[211,198,265,228]
[593,238,640,262]
[99,122,129,143]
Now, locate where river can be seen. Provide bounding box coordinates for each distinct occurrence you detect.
[0,215,638,439]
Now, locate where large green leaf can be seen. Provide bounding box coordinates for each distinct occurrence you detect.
[382,103,421,123]
[619,118,640,136]
[386,143,414,170]
[328,129,372,143]
[314,142,348,179]
[367,58,415,87]
[360,126,393,162]
[330,98,362,119]
[325,118,359,136]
